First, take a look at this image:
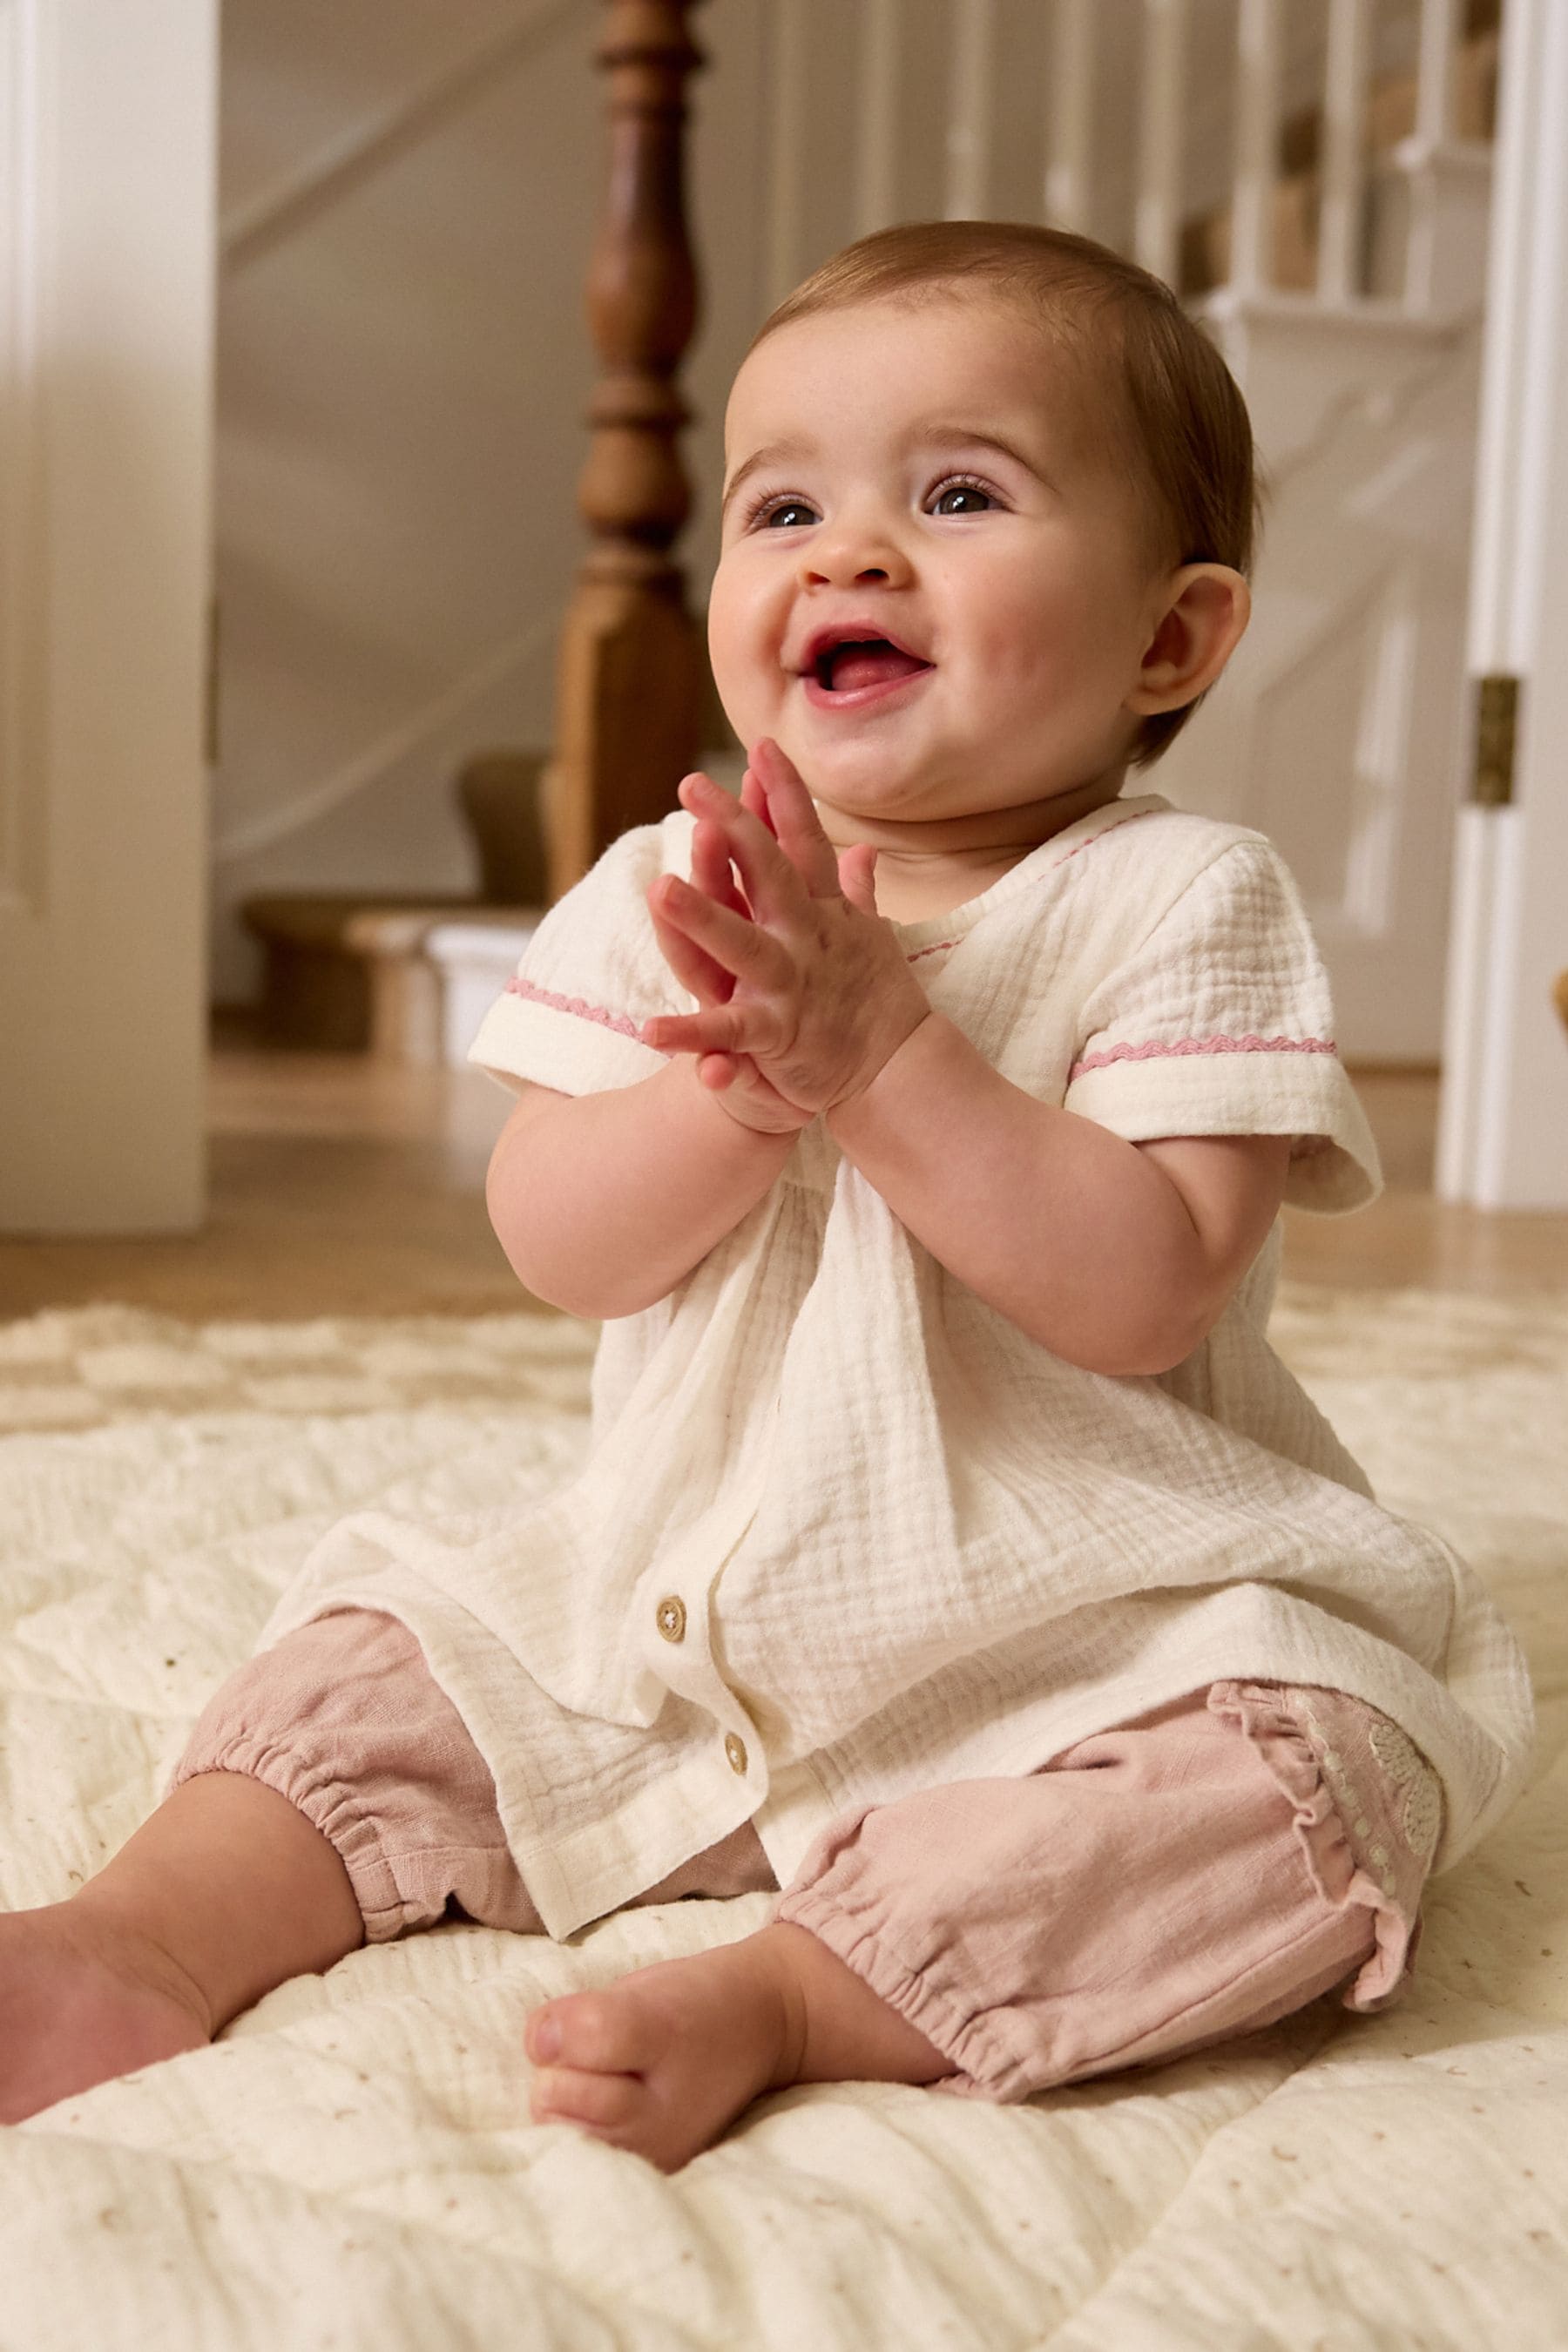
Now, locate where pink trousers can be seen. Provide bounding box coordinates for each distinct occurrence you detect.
[172,1608,1441,2103]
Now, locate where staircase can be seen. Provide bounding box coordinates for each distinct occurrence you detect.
[242,0,1504,1069]
[243,747,551,1060]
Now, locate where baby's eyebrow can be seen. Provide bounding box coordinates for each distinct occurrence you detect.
[720,438,813,520]
[909,424,1046,481]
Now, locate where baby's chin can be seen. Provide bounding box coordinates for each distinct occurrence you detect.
[787,745,1000,828]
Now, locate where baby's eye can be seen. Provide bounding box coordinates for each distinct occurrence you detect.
[757,497,819,530]
[929,479,997,517]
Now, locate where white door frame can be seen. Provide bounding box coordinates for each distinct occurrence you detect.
[1436,0,1568,1212]
[0,0,217,1235]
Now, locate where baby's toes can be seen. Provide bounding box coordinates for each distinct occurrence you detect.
[530,2063,642,2133]
[525,1988,653,2077]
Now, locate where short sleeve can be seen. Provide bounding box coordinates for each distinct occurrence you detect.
[465,817,686,1098]
[1061,838,1381,1213]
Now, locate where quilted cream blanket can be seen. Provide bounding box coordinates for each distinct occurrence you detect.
[0,1289,1564,2350]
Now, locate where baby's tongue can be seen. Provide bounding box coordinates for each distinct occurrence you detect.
[831,641,927,693]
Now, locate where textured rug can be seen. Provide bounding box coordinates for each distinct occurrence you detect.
[1,1288,1565,2349]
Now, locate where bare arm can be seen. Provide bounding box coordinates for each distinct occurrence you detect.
[484,1057,797,1320]
[825,1010,1291,1376]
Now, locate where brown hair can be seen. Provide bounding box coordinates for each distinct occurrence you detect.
[748,220,1258,766]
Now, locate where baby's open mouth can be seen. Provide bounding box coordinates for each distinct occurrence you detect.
[814,639,934,693]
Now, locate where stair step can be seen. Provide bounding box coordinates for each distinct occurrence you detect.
[242,893,538,1058]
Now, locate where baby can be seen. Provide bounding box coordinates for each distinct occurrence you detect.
[0,222,1533,2171]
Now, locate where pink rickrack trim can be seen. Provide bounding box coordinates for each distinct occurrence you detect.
[504,975,652,1044]
[1068,1032,1336,1081]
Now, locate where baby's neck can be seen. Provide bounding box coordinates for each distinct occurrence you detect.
[869,853,1030,925]
[841,773,1132,925]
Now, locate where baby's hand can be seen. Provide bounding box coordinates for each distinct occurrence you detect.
[646,780,813,1136]
[641,739,931,1122]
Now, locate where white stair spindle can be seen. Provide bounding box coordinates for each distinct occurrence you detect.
[1231,0,1285,294]
[855,0,901,236]
[1319,0,1373,304]
[765,0,810,307]
[1415,0,1461,147]
[946,0,998,220]
[1135,0,1189,286]
[1044,0,1096,234]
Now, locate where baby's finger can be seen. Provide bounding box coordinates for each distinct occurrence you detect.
[677,773,806,933]
[652,873,790,997]
[690,815,751,919]
[751,739,841,899]
[740,767,779,841]
[647,882,733,1005]
[640,1002,767,1058]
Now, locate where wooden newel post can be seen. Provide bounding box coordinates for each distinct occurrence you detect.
[542,0,707,902]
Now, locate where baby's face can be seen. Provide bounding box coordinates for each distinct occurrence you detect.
[708,296,1177,836]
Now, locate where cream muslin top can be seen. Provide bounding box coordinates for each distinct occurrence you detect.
[260,793,1535,1938]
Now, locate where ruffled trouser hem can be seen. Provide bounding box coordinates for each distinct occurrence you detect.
[1208,1679,1439,2011]
[773,1678,1440,2103]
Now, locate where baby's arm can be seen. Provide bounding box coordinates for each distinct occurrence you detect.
[825,1014,1290,1376]
[485,1062,796,1319]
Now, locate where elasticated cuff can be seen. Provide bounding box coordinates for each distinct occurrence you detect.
[171,1733,416,1944]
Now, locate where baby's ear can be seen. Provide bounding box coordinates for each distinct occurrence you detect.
[1125,565,1250,717]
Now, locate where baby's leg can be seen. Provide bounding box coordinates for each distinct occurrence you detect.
[530,1679,1428,2166]
[0,1768,361,2124]
[1,1605,516,2124]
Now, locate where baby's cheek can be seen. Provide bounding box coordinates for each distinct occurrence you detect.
[707,576,778,728]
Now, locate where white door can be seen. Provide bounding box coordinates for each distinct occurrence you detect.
[1437,0,1568,1212]
[0,0,217,1235]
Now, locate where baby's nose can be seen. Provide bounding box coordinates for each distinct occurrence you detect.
[801,520,911,590]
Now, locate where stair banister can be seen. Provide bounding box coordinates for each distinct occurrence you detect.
[1231,0,1286,296]
[1044,0,1097,237]
[1319,0,1375,305]
[945,0,999,220]
[855,0,902,238]
[1416,0,1463,146]
[540,0,706,904]
[1135,0,1190,287]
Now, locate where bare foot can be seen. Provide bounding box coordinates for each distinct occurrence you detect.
[0,1903,210,2125]
[524,1921,953,2170]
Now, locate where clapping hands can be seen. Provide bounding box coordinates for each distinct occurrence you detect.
[642,738,931,1135]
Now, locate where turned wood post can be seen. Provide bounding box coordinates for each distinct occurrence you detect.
[542,0,707,902]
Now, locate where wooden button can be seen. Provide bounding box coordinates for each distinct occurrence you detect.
[655,1594,686,1643]
[724,1732,748,1775]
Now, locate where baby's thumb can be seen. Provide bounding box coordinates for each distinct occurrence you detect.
[838,842,879,912]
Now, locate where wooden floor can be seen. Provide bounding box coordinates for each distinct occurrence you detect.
[0,1031,1563,1321]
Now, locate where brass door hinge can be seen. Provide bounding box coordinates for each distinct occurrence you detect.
[1471,673,1520,807]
